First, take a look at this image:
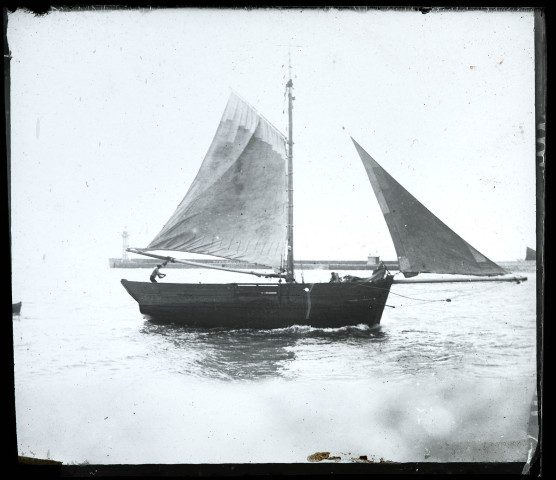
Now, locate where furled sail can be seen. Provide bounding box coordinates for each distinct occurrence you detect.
[525,247,536,261]
[145,92,288,270]
[352,138,507,277]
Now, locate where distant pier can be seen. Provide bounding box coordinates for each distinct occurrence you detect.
[110,231,397,271]
[108,257,400,271]
[110,229,535,273]
[109,257,534,273]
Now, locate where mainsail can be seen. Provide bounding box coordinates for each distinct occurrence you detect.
[145,93,288,270]
[353,138,507,277]
[525,247,536,261]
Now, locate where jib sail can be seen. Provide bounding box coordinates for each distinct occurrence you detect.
[353,138,507,277]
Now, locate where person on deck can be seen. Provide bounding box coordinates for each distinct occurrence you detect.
[329,272,341,283]
[150,264,166,283]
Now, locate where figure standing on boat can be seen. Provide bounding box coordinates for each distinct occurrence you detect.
[150,263,167,283]
[330,272,342,283]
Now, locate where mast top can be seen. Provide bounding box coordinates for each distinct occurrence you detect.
[288,50,293,84]
[285,52,295,282]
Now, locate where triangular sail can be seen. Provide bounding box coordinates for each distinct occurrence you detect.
[525,247,536,261]
[145,93,288,270]
[352,138,507,277]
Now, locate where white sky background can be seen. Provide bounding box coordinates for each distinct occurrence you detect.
[9,8,536,275]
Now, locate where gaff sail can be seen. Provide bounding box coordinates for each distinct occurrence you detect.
[352,138,508,278]
[144,93,288,270]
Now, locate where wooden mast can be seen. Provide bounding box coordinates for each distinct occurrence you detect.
[285,52,295,283]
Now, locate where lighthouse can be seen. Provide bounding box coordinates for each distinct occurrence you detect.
[122,229,129,261]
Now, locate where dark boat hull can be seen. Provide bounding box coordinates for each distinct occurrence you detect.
[12,301,22,315]
[121,276,394,328]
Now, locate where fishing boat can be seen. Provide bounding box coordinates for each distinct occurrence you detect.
[525,247,536,262]
[121,71,526,328]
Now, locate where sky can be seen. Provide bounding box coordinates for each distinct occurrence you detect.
[8,7,537,275]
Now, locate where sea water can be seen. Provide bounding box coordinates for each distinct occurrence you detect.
[12,264,537,465]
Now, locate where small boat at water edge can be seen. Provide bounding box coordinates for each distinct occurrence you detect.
[12,302,22,315]
[525,247,536,261]
[121,66,526,329]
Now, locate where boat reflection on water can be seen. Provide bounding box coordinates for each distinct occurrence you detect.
[140,322,387,381]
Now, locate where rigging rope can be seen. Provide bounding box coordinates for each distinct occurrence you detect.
[389,279,510,305]
[356,276,510,305]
